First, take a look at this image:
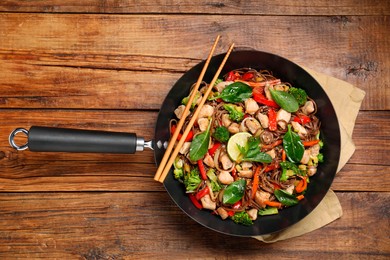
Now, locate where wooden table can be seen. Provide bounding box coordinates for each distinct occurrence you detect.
[0,1,389,258]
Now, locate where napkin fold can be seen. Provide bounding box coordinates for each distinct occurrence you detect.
[254,67,366,243]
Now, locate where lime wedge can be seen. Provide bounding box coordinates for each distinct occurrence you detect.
[227,132,252,162]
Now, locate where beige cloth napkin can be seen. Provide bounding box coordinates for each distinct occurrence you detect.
[254,67,366,243]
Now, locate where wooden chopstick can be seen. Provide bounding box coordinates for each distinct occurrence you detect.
[153,35,221,182]
[157,43,235,183]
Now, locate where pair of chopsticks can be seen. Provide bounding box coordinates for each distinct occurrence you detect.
[154,35,235,183]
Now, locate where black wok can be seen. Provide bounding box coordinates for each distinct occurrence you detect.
[9,50,340,237]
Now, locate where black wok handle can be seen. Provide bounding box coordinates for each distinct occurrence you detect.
[9,126,153,153]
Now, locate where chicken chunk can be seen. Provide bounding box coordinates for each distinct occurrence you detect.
[222,114,232,127]
[203,153,215,168]
[197,117,209,132]
[245,98,260,115]
[247,208,258,221]
[276,109,291,129]
[220,153,233,170]
[218,171,234,185]
[254,190,271,208]
[174,105,186,119]
[291,121,308,138]
[197,104,214,119]
[241,162,253,170]
[216,207,229,220]
[228,123,240,134]
[200,194,216,210]
[238,170,254,178]
[266,149,276,159]
[300,149,311,164]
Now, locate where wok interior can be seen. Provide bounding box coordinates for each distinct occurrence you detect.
[154,50,340,236]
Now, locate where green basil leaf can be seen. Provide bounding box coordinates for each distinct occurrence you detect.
[218,82,252,103]
[237,136,273,163]
[270,89,299,112]
[189,119,212,161]
[222,179,246,204]
[283,125,304,163]
[274,189,299,206]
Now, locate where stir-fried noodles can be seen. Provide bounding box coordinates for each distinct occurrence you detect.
[171,68,323,226]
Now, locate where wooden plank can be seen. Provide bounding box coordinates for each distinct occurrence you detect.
[0,0,389,15]
[0,192,388,258]
[0,14,388,110]
[0,110,388,192]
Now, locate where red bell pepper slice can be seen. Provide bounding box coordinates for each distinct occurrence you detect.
[293,114,311,125]
[268,109,277,131]
[195,186,210,200]
[252,86,279,108]
[189,194,203,209]
[171,125,193,142]
[208,142,221,157]
[241,72,254,81]
[226,71,240,81]
[197,160,208,180]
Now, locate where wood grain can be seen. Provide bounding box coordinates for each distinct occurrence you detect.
[0,0,389,15]
[0,192,388,259]
[0,14,388,110]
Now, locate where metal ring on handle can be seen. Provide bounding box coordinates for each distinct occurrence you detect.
[9,128,29,151]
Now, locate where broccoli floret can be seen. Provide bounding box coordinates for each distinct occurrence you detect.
[289,87,308,106]
[182,91,200,109]
[317,153,324,163]
[184,167,202,192]
[214,78,223,86]
[173,157,184,180]
[279,161,301,181]
[223,104,244,122]
[213,126,230,143]
[231,211,253,226]
[206,169,222,192]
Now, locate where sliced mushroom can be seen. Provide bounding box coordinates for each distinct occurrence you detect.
[245,118,261,134]
[257,113,269,129]
[302,100,315,115]
[179,142,191,155]
[228,123,240,134]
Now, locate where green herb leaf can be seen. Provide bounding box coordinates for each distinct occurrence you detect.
[189,119,212,161]
[237,136,273,163]
[283,125,304,163]
[216,82,252,103]
[223,179,246,204]
[270,89,299,112]
[274,189,299,206]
